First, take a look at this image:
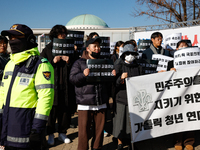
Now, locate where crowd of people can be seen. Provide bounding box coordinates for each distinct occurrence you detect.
[0,23,197,150]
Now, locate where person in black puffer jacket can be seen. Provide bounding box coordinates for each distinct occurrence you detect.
[112,43,143,150]
[70,37,114,150]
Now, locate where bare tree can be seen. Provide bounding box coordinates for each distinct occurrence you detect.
[132,0,200,23]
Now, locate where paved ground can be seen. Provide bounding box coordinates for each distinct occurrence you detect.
[46,111,200,150]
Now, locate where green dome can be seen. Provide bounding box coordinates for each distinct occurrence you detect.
[66,14,109,28]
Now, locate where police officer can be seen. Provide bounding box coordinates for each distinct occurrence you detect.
[0,24,54,150]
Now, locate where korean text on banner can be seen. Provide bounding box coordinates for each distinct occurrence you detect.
[126,67,200,142]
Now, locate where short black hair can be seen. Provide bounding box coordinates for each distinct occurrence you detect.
[49,25,68,41]
[176,40,189,49]
[151,32,163,39]
[0,36,8,44]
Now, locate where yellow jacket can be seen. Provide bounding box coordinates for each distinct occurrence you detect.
[0,47,54,148]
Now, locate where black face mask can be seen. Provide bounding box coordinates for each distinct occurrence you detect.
[91,52,100,59]
[9,38,28,54]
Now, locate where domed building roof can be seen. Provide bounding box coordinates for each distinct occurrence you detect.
[66,14,109,29]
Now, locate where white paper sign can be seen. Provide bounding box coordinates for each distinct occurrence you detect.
[110,42,116,55]
[126,67,200,143]
[174,47,200,70]
[165,33,182,50]
[152,54,174,71]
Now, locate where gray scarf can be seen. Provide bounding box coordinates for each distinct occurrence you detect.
[150,44,164,55]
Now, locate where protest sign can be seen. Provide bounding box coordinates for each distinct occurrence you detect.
[174,47,200,70]
[99,37,110,59]
[52,38,74,56]
[86,59,114,82]
[165,33,182,50]
[138,39,152,57]
[137,59,158,74]
[110,42,116,55]
[126,67,200,143]
[152,54,174,71]
[67,30,84,54]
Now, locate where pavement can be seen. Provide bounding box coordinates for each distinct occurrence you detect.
[46,111,200,150]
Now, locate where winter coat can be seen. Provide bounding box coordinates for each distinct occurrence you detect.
[142,44,171,60]
[40,42,78,110]
[114,59,142,105]
[111,53,119,63]
[69,51,111,105]
[0,48,54,148]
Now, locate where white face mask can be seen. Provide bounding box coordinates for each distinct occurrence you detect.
[125,54,135,62]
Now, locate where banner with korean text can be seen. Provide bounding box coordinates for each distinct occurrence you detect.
[126,67,200,143]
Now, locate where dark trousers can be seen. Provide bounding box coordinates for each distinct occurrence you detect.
[46,104,71,135]
[78,109,106,150]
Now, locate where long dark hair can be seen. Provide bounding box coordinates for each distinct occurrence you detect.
[113,41,124,54]
[49,25,68,41]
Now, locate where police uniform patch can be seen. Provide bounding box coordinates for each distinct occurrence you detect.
[43,72,51,80]
[19,78,29,86]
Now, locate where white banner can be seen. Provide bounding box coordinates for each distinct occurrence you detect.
[134,26,200,48]
[126,67,200,142]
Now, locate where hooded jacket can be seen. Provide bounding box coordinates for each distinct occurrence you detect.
[0,47,54,148]
[69,50,111,105]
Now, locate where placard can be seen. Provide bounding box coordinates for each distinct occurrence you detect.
[152,54,174,71]
[67,30,84,54]
[110,42,116,55]
[165,33,182,50]
[137,59,158,74]
[138,39,152,57]
[86,59,114,82]
[174,47,200,70]
[99,37,110,59]
[52,38,74,56]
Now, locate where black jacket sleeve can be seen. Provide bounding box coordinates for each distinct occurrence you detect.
[69,59,87,87]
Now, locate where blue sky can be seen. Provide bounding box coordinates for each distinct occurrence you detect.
[0,0,164,32]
